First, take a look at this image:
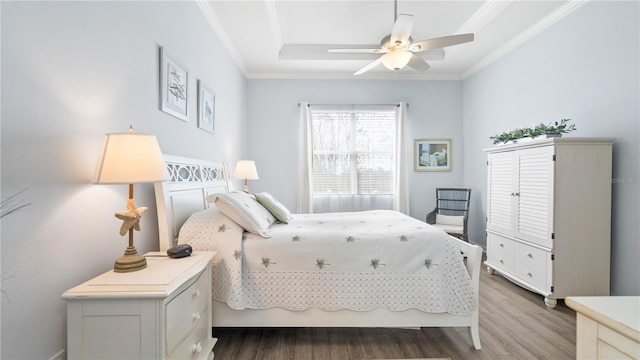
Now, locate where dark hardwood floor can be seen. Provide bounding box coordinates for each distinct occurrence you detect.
[211,262,577,360]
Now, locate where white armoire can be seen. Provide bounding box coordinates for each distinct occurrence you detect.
[484,138,613,308]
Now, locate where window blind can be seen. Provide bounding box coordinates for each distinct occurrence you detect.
[310,106,396,195]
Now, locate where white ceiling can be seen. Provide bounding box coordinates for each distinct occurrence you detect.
[198,0,586,80]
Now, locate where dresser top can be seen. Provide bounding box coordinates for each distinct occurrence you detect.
[484,137,615,153]
[566,296,640,340]
[62,251,215,299]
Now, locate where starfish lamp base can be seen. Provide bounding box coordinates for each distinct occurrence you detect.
[114,246,147,273]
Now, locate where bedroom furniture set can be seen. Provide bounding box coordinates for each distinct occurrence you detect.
[66,138,615,358]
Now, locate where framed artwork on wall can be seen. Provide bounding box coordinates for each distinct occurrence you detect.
[159,46,189,121]
[414,138,452,172]
[197,80,215,134]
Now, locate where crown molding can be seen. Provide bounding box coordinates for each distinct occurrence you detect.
[462,0,588,79]
[196,0,249,77]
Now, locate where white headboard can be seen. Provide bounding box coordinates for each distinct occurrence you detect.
[154,154,229,251]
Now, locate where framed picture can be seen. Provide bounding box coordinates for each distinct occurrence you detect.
[160,46,189,121]
[197,80,215,134]
[414,138,452,171]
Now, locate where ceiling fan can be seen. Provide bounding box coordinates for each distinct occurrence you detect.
[329,1,474,75]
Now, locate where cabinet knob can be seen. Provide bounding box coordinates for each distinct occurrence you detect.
[499,242,504,247]
[499,258,504,264]
[193,288,201,297]
[193,311,201,320]
[193,342,202,353]
[526,271,532,277]
[511,192,520,197]
[526,252,533,258]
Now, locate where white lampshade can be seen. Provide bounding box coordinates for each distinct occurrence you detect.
[94,130,169,184]
[233,160,259,180]
[381,49,413,71]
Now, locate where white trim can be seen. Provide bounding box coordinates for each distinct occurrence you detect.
[462,0,588,79]
[195,0,249,77]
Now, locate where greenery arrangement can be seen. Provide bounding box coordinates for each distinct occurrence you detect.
[490,119,576,145]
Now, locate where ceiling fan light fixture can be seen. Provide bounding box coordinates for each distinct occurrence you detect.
[381,49,412,71]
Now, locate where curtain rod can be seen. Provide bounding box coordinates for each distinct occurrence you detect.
[297,103,408,107]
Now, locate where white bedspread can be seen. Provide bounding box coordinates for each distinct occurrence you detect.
[179,208,476,315]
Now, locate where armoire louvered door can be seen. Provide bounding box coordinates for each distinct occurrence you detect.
[514,146,554,249]
[486,151,514,236]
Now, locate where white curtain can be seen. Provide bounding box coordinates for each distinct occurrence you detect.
[393,102,410,214]
[296,102,313,213]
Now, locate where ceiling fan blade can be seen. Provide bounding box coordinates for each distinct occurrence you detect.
[407,54,430,71]
[354,57,383,76]
[390,14,414,45]
[410,33,474,52]
[329,48,385,54]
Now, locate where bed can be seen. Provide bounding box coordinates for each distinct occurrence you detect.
[154,155,482,350]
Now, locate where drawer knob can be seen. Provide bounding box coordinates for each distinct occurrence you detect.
[499,243,504,247]
[526,252,533,258]
[193,311,201,320]
[193,342,202,353]
[526,271,532,277]
[193,288,201,297]
[499,258,504,264]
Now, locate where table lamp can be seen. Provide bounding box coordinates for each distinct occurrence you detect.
[94,126,169,272]
[233,159,259,192]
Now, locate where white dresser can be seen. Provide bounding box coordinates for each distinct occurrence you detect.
[484,138,613,308]
[63,251,216,359]
[566,296,640,359]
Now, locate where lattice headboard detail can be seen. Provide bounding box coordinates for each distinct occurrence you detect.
[154,154,229,251]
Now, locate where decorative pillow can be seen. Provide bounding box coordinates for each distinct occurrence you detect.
[254,192,292,224]
[436,213,465,226]
[206,191,276,237]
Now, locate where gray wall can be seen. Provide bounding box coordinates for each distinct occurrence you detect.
[246,79,464,220]
[1,2,247,359]
[462,1,639,295]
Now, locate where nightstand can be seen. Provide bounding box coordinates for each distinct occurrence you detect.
[62,251,216,359]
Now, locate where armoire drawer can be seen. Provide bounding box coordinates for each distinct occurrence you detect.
[486,233,514,273]
[514,242,549,291]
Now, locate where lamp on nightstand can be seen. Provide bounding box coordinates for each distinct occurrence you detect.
[233,159,259,192]
[94,126,169,272]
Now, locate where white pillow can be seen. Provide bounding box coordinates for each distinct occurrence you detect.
[254,192,292,224]
[207,191,276,237]
[436,213,465,226]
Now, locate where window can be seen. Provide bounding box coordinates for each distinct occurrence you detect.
[310,106,397,196]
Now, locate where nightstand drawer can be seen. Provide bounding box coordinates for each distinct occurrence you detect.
[166,268,209,354]
[169,308,212,360]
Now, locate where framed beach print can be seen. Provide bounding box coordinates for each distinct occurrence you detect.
[414,138,452,171]
[197,80,215,134]
[160,46,189,121]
